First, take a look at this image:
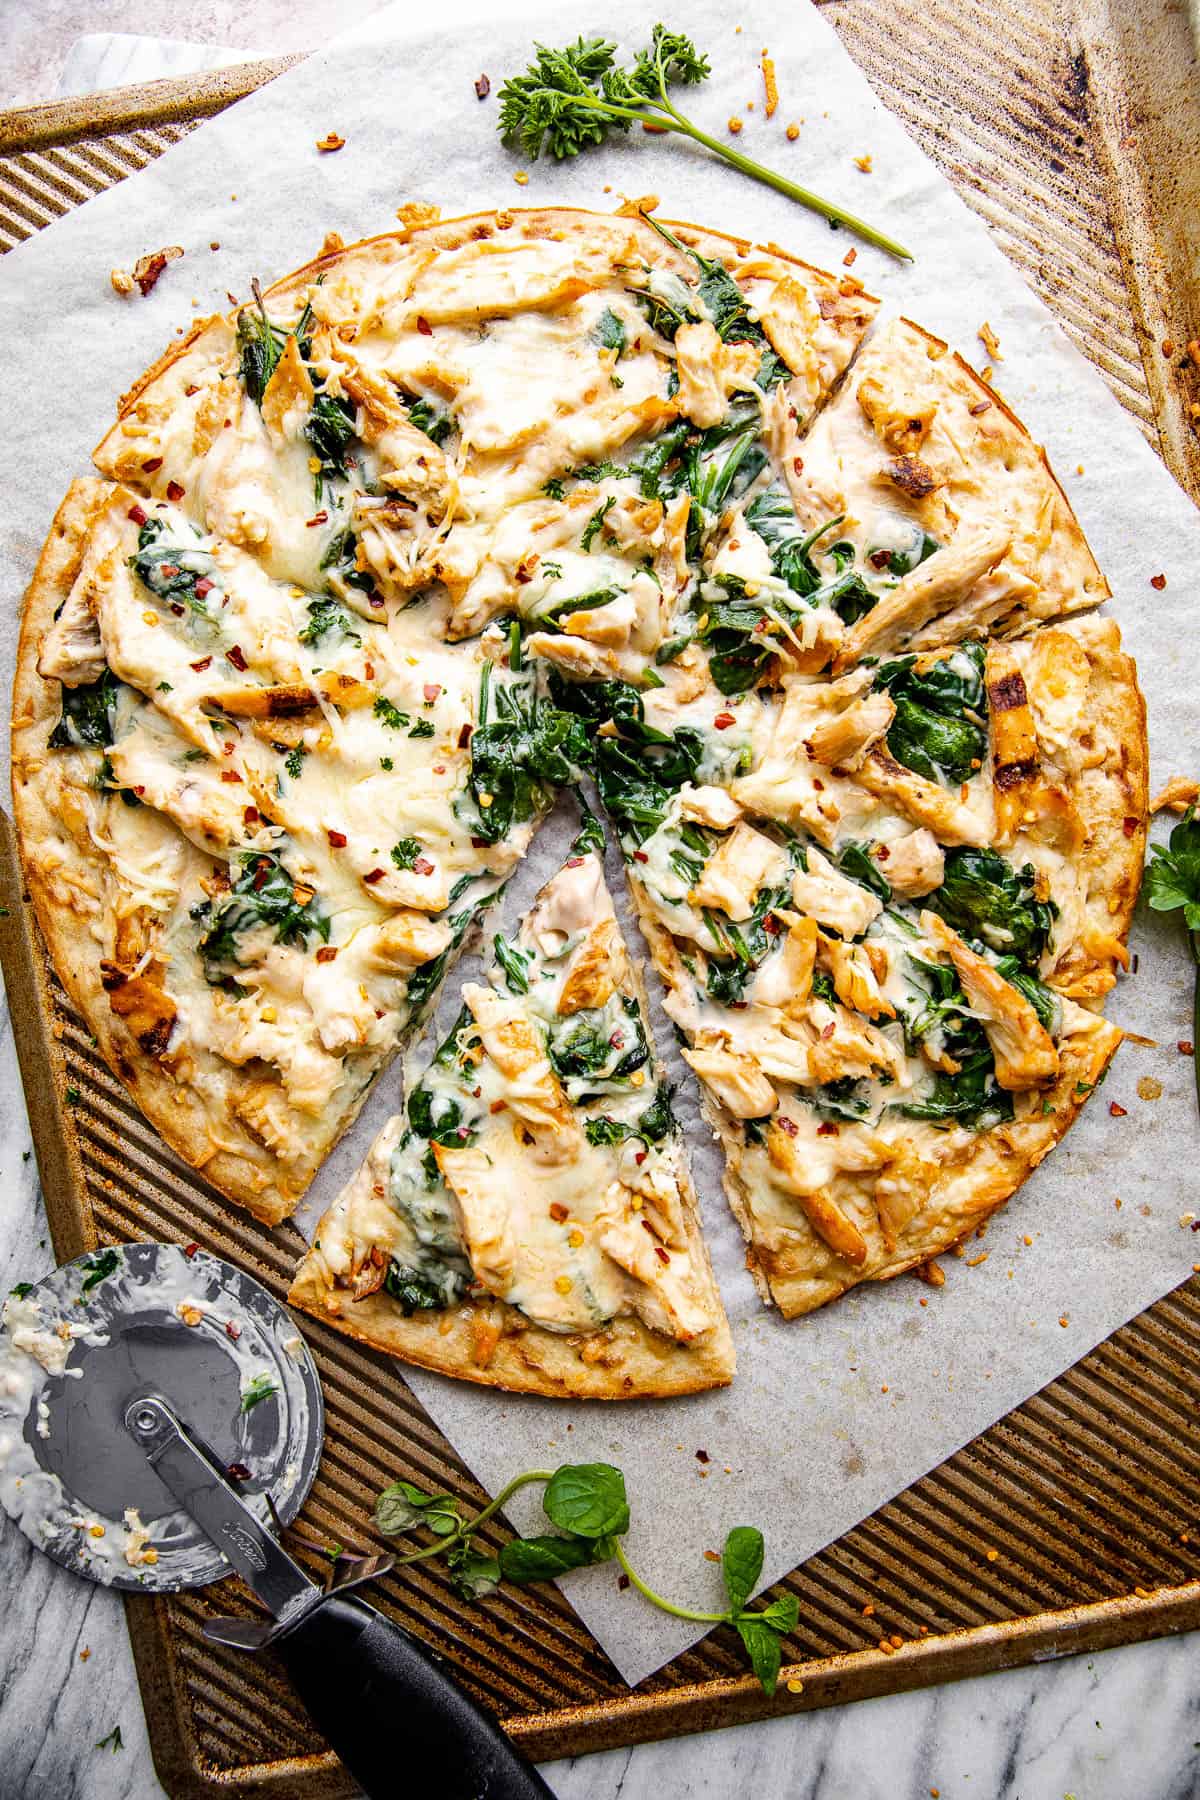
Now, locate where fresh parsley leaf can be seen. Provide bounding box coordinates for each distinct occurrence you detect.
[581,495,617,551]
[300,596,360,648]
[283,746,307,780]
[374,697,410,729]
[1145,805,1200,1117]
[409,719,436,739]
[390,837,423,872]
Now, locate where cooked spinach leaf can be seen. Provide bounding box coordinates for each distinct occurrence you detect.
[299,595,361,647]
[924,846,1055,968]
[493,934,532,994]
[406,397,454,445]
[193,853,329,982]
[875,643,987,787]
[49,669,122,750]
[592,307,627,357]
[466,664,593,844]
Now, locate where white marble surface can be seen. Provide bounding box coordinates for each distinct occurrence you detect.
[3,18,1200,1800]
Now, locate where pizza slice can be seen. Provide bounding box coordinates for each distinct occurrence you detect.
[601,614,1146,1315]
[289,846,734,1396]
[12,480,579,1223]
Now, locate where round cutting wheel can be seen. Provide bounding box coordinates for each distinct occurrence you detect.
[0,1243,323,1592]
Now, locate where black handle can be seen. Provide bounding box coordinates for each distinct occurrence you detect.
[273,1591,555,1799]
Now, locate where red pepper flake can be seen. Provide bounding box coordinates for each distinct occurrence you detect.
[609,1031,625,1049]
[1122,816,1139,837]
[778,1116,798,1137]
[225,1319,241,1340]
[127,504,148,525]
[869,548,892,570]
[714,711,735,730]
[327,829,348,848]
[817,1121,841,1136]
[565,856,584,868]
[133,786,145,797]
[1150,573,1167,590]
[471,836,488,848]
[369,594,385,609]
[316,946,339,963]
[1109,1101,1128,1117]
[143,457,164,474]
[243,806,260,825]
[226,644,248,671]
[618,1574,630,1591]
[184,384,199,397]
[412,856,435,876]
[166,479,186,502]
[432,764,446,775]
[820,1021,836,1040]
[793,456,804,476]
[417,315,433,336]
[251,859,272,890]
[183,1242,200,1259]
[363,868,387,884]
[655,1246,671,1264]
[1180,1041,1195,1056]
[227,1463,252,1483]
[475,74,491,99]
[423,683,442,704]
[763,912,781,935]
[633,849,649,862]
[220,770,243,784]
[170,603,184,616]
[159,564,180,580]
[194,577,213,599]
[549,1202,570,1222]
[306,510,329,528]
[634,1150,647,1165]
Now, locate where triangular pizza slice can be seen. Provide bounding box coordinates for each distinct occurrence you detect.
[289,845,734,1395]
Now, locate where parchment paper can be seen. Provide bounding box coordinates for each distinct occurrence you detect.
[1,0,1198,1689]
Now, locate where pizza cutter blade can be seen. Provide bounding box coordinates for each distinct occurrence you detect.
[0,1244,552,1800]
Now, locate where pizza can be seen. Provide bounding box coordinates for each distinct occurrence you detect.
[11,204,1147,1385]
[290,847,734,1394]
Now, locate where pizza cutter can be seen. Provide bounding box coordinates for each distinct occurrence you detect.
[0,1243,552,1799]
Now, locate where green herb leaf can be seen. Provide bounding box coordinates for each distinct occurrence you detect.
[374,697,411,729]
[581,495,617,551]
[374,1479,463,1538]
[391,837,423,872]
[720,1525,764,1613]
[542,1463,630,1539]
[240,1373,278,1414]
[10,1282,34,1300]
[1145,807,1200,932]
[94,1726,124,1754]
[734,1615,784,1696]
[499,1533,601,1582]
[80,1248,120,1294]
[925,846,1056,968]
[493,934,532,994]
[591,306,627,358]
[447,1541,502,1600]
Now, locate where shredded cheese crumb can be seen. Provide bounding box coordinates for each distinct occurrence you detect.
[761,49,779,117]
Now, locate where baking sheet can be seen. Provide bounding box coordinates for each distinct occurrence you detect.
[1,0,1198,1694]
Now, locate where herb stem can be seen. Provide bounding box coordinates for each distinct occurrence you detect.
[613,1540,728,1623]
[388,1469,555,1568]
[1191,930,1200,1121]
[534,85,910,260]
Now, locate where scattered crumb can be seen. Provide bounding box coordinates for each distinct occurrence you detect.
[982,364,994,382]
[843,248,858,266]
[316,131,346,153]
[979,319,1003,359]
[854,153,873,172]
[79,1647,90,1662]
[786,1677,804,1694]
[986,1549,999,1562]
[1059,1314,1070,1328]
[1110,1101,1127,1117]
[1180,1213,1195,1228]
[1162,339,1174,356]
[1180,1041,1195,1056]
[1023,1234,1034,1246]
[1137,1076,1163,1102]
[395,201,441,230]
[862,1602,875,1616]
[319,230,344,258]
[965,1252,989,1268]
[513,170,530,186]
[209,241,220,252]
[761,48,779,117]
[475,74,491,101]
[1150,572,1167,590]
[786,122,800,141]
[703,1548,721,1562]
[1076,464,1085,475]
[110,245,183,299]
[880,1383,889,1393]
[728,117,744,134]
[615,193,659,218]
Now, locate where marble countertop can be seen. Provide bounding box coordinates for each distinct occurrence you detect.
[2,11,1199,1798]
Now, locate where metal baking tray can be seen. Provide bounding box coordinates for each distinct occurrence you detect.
[2,2,1199,1791]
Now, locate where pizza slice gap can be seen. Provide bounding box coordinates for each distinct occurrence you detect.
[289,844,735,1396]
[614,615,1145,1317]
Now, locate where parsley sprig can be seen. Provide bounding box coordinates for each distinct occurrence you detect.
[375,1461,799,1693]
[1145,803,1200,1118]
[497,27,910,261]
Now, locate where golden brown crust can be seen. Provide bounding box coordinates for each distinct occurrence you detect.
[286,1263,733,1398]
